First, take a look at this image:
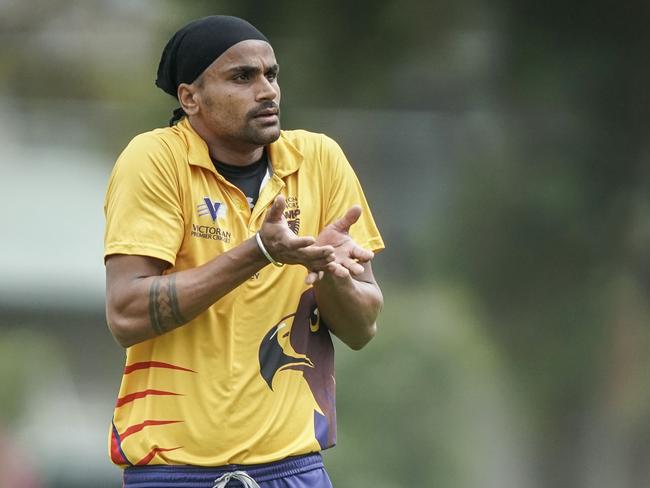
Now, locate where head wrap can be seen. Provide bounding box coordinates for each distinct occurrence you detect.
[155,15,270,125]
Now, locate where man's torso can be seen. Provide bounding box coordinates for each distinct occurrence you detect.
[104,118,383,467]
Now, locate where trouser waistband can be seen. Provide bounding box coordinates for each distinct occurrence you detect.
[123,453,324,487]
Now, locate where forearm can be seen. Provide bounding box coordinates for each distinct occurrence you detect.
[314,271,383,350]
[107,195,338,347]
[107,237,268,347]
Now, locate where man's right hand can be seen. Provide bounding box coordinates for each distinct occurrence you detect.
[259,195,336,271]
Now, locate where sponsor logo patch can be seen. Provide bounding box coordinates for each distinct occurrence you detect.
[284,197,301,234]
[193,197,231,242]
[197,197,227,222]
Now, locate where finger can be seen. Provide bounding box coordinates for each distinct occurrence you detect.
[331,205,362,233]
[349,246,374,263]
[301,255,335,276]
[342,258,365,276]
[285,235,316,250]
[264,195,286,223]
[305,270,326,285]
[326,261,351,279]
[305,271,318,285]
[305,251,335,266]
[297,245,335,260]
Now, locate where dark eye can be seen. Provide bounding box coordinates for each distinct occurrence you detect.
[310,307,318,326]
[309,307,320,333]
[266,72,278,82]
[234,72,250,81]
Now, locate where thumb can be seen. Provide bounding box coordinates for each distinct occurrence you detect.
[265,195,286,223]
[332,205,362,233]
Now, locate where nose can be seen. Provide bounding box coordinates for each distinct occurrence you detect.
[255,75,279,102]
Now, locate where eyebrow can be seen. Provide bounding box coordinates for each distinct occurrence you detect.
[225,64,279,75]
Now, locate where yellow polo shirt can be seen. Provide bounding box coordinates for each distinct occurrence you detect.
[104,117,384,467]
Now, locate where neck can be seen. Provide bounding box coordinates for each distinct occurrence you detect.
[188,116,264,166]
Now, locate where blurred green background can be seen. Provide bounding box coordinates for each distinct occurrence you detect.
[0,1,648,487]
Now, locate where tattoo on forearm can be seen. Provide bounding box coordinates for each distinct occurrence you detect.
[149,274,186,335]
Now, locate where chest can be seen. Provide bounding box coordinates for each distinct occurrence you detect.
[174,165,324,269]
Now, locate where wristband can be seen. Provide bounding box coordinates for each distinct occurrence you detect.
[255,232,284,267]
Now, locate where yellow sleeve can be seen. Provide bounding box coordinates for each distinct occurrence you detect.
[104,132,184,266]
[320,135,385,254]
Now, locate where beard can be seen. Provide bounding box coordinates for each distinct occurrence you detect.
[241,120,281,146]
[241,102,281,145]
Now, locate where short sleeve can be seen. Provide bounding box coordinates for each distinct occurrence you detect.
[320,136,385,254]
[104,133,184,266]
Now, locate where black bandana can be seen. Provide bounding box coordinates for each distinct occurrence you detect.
[155,15,269,124]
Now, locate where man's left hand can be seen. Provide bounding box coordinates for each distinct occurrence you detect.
[305,205,374,285]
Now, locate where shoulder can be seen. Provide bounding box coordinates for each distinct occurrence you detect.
[113,125,193,182]
[278,129,343,157]
[109,126,189,190]
[119,126,184,162]
[278,129,345,167]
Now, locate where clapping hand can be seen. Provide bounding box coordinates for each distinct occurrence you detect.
[305,205,374,285]
[259,196,336,272]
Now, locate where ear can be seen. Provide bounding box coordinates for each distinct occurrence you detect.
[177,83,200,116]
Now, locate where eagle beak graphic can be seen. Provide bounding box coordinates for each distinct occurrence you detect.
[259,321,313,390]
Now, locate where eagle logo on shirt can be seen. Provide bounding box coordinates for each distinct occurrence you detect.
[258,289,335,449]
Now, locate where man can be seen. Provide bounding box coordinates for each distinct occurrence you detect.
[104,15,384,488]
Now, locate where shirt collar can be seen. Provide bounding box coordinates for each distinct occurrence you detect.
[178,117,304,177]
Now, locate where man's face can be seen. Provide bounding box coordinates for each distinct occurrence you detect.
[193,40,281,148]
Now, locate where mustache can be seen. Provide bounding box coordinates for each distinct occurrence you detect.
[247,102,280,119]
